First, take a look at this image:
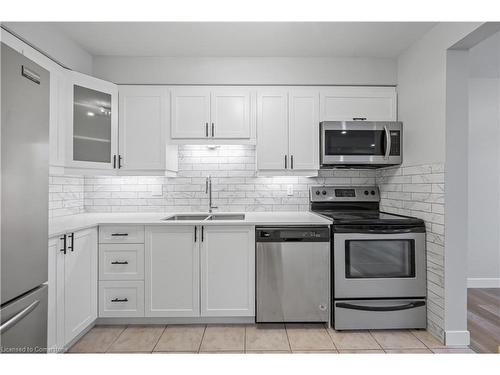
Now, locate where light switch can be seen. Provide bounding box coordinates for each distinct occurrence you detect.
[287,185,294,196]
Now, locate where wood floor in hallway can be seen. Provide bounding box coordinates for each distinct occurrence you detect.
[467,288,500,353]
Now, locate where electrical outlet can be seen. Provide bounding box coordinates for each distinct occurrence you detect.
[287,185,294,196]
[151,185,163,197]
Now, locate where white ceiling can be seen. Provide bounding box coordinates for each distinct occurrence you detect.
[49,22,436,58]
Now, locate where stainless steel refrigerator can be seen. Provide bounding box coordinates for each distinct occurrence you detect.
[1,43,49,353]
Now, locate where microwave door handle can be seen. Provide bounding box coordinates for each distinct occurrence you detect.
[384,125,391,159]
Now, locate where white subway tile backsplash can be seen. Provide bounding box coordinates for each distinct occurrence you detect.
[48,175,84,218]
[79,146,376,213]
[376,162,446,343]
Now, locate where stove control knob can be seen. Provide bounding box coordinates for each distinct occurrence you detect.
[322,190,327,195]
[315,191,320,195]
[364,190,369,195]
[371,190,376,195]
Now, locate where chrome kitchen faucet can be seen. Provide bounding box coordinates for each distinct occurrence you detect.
[206,175,218,213]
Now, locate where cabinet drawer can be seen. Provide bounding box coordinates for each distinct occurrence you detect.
[99,225,145,243]
[99,281,144,317]
[99,244,144,280]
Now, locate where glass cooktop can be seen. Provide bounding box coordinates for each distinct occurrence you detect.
[315,210,425,226]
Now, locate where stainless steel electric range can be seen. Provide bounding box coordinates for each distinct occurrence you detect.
[310,186,427,330]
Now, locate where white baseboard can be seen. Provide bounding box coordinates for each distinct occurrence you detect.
[445,330,470,347]
[467,277,500,288]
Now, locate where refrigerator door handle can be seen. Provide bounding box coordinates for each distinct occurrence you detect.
[0,300,40,334]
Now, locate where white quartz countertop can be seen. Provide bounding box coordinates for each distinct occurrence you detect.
[48,211,331,238]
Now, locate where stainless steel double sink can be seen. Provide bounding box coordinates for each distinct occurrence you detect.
[162,213,245,221]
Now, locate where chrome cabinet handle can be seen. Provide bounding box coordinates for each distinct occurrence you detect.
[384,125,391,159]
[211,123,215,137]
[284,155,287,169]
[194,226,197,242]
[352,117,367,121]
[291,155,294,169]
[0,300,40,334]
[113,155,117,169]
[111,298,128,303]
[205,123,209,137]
[201,226,204,242]
[111,261,128,265]
[118,155,123,169]
[111,233,129,237]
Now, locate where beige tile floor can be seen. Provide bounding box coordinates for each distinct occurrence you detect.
[68,324,475,354]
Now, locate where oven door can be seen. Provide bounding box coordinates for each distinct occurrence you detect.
[321,121,402,166]
[334,230,426,299]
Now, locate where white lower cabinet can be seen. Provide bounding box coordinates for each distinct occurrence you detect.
[63,228,98,345]
[144,225,255,318]
[99,244,144,281]
[98,225,146,318]
[99,281,144,317]
[201,226,255,317]
[48,227,98,351]
[145,226,200,317]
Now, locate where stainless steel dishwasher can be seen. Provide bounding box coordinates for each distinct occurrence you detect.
[256,227,330,323]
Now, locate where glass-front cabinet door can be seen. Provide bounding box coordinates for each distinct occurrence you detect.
[66,71,118,170]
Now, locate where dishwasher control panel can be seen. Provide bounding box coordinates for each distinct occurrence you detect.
[256,227,330,242]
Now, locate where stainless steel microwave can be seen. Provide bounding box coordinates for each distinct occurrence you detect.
[320,121,402,168]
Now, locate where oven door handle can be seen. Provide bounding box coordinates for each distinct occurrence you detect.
[336,301,425,312]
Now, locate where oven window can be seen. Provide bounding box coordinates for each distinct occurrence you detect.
[324,130,386,155]
[345,240,415,278]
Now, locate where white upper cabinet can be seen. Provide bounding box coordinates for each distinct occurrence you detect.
[289,90,320,171]
[201,226,255,317]
[49,69,67,171]
[118,86,168,171]
[210,89,251,138]
[65,71,118,171]
[320,86,397,121]
[257,89,319,174]
[256,91,289,171]
[171,87,211,138]
[145,226,200,317]
[170,87,254,142]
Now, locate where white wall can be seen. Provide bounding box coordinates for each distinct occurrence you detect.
[445,49,470,346]
[1,22,93,75]
[398,22,483,346]
[467,32,500,287]
[397,23,482,166]
[92,56,396,85]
